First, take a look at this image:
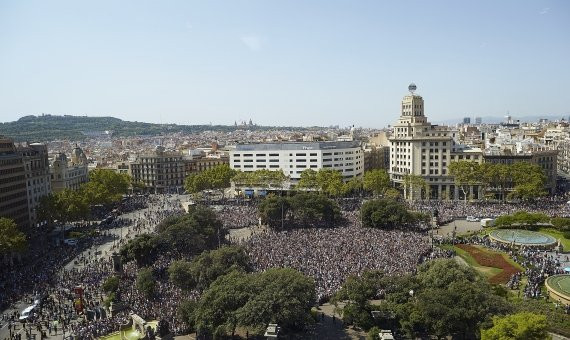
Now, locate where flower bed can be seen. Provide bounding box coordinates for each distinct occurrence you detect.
[456,244,520,284]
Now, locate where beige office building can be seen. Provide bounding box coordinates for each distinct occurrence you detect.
[389,85,482,200]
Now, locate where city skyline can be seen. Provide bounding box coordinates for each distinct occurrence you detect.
[1,0,569,128]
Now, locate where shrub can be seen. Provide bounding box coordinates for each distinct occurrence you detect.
[102,276,120,293]
[366,326,381,340]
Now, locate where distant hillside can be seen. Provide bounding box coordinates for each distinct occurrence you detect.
[0,115,295,142]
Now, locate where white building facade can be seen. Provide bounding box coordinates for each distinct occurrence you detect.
[229,141,364,182]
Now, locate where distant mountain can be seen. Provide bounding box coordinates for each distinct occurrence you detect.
[0,115,302,142]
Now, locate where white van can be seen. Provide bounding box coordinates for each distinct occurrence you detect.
[19,305,35,321]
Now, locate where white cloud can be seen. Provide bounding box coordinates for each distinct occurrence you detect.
[539,7,550,15]
[240,35,262,51]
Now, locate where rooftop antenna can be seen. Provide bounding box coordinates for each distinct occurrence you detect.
[408,83,417,94]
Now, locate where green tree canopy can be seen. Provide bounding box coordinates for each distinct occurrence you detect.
[332,271,385,330]
[509,162,547,200]
[448,161,481,202]
[257,195,290,229]
[288,192,341,227]
[363,169,390,196]
[184,164,237,196]
[136,267,156,299]
[296,169,319,190]
[0,218,27,254]
[156,206,226,256]
[316,169,345,197]
[102,276,120,294]
[169,245,251,292]
[37,189,89,224]
[82,169,131,205]
[360,199,426,230]
[481,312,550,340]
[403,174,428,200]
[119,234,162,266]
[231,169,288,190]
[343,177,363,196]
[332,259,511,338]
[181,268,315,337]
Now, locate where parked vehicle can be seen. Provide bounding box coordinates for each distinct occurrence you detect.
[19,306,35,321]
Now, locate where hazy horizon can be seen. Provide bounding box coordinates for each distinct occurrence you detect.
[1,0,569,128]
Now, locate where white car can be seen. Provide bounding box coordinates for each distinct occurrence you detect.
[63,239,78,246]
[466,216,480,222]
[19,306,35,321]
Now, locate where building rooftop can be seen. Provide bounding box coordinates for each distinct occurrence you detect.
[234,141,361,151]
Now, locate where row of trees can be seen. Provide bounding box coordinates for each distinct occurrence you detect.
[184,165,237,197]
[449,161,548,202]
[257,193,341,228]
[332,259,549,339]
[257,195,429,231]
[38,169,132,224]
[184,164,398,199]
[297,168,398,198]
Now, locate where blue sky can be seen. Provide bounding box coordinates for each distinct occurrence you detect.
[1,0,569,128]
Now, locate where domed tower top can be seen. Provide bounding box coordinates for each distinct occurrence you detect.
[398,83,427,124]
[71,144,87,165]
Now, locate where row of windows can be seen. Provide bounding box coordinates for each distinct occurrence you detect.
[0,175,25,185]
[0,192,26,204]
[0,183,26,194]
[0,158,22,166]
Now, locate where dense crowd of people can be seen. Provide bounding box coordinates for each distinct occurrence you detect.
[2,193,570,339]
[214,205,259,229]
[244,211,438,302]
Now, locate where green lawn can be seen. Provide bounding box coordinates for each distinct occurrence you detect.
[439,245,502,279]
[439,244,523,281]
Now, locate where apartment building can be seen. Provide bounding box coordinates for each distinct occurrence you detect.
[50,145,89,192]
[130,146,185,193]
[18,143,51,227]
[0,136,29,229]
